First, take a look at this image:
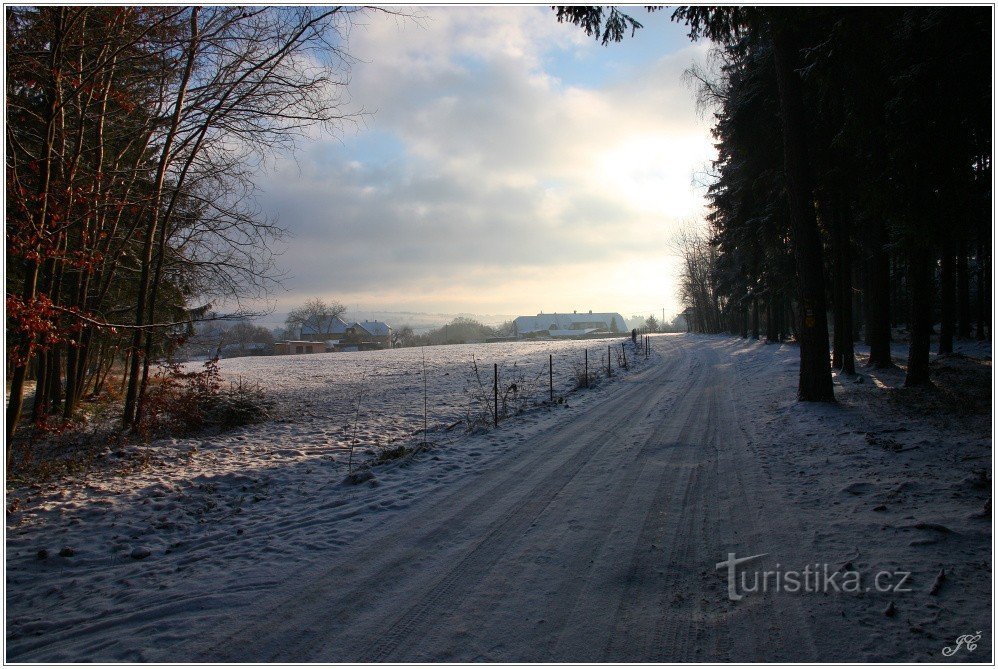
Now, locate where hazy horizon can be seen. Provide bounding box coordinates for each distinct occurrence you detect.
[253,305,682,334]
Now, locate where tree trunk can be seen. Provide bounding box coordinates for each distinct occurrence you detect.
[852,260,863,343]
[836,203,855,374]
[865,218,893,368]
[938,235,955,355]
[830,203,844,370]
[31,348,49,421]
[905,246,933,386]
[957,238,971,338]
[46,347,62,413]
[771,26,834,402]
[751,296,760,339]
[976,241,988,341]
[122,8,200,426]
[7,9,66,444]
[765,300,777,342]
[6,261,38,448]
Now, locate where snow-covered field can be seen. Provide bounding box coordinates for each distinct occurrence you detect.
[205,336,645,452]
[5,335,651,660]
[5,334,992,662]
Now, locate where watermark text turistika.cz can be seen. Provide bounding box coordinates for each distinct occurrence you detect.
[716,553,912,602]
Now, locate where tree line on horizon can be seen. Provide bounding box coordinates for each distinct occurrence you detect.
[559,6,991,399]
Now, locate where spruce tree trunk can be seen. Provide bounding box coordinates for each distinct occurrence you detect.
[786,298,797,342]
[837,203,855,374]
[976,241,988,341]
[865,219,893,368]
[905,246,934,386]
[830,203,844,370]
[957,238,971,338]
[852,257,864,343]
[862,262,872,347]
[938,237,955,355]
[751,297,760,339]
[771,26,834,401]
[766,301,777,342]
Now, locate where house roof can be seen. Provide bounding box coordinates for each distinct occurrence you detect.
[513,312,627,334]
[350,320,391,336]
[300,314,349,336]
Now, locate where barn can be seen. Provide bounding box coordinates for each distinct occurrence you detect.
[512,311,627,339]
[274,340,326,355]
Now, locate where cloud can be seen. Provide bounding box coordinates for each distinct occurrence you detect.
[253,6,712,319]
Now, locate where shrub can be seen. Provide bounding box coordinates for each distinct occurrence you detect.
[209,378,275,428]
[137,360,274,437]
[373,444,409,464]
[571,357,601,390]
[463,356,544,430]
[137,359,223,437]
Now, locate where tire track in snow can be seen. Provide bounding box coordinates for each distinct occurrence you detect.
[178,336,828,662]
[598,345,714,661]
[192,339,686,661]
[358,348,691,662]
[411,340,705,661]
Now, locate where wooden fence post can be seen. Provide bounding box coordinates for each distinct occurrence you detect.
[493,362,498,427]
[607,345,612,377]
[549,354,553,402]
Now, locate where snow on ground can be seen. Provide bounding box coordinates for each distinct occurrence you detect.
[5,333,992,661]
[6,335,652,660]
[724,335,992,661]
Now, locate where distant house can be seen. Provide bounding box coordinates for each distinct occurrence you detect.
[278,315,392,353]
[280,314,393,353]
[513,311,627,339]
[340,320,392,350]
[275,340,325,355]
[300,314,350,344]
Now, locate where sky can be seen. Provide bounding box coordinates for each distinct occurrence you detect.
[254,6,714,324]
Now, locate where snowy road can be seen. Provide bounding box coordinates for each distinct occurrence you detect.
[184,336,837,662]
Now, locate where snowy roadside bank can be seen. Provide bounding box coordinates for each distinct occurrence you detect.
[719,335,992,661]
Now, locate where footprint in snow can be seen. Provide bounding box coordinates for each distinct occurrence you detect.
[841,481,876,495]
